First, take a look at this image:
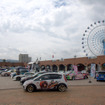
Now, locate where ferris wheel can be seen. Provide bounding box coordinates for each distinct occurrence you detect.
[82,20,105,57]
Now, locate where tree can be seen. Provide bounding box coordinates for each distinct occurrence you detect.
[3,59,6,62]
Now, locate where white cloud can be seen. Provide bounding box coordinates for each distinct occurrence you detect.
[0,0,104,61]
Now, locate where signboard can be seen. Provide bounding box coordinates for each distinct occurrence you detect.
[91,64,96,77]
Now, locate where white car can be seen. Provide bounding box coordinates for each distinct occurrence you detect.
[13,72,35,81]
[11,72,16,79]
[23,72,68,92]
[20,71,47,84]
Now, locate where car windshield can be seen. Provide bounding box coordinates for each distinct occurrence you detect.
[34,73,42,78]
[25,73,34,76]
[7,70,11,72]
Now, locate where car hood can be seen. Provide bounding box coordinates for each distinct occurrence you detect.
[21,76,33,80]
[11,72,16,75]
[1,72,7,74]
[23,79,33,85]
[15,75,24,77]
[21,77,27,80]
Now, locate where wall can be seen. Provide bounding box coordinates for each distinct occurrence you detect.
[0,62,25,67]
[39,55,105,66]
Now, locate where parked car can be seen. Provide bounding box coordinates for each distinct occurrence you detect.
[96,71,105,81]
[11,72,17,78]
[13,72,35,81]
[81,70,88,78]
[20,71,47,84]
[64,71,73,75]
[15,67,28,75]
[11,67,28,78]
[66,71,88,80]
[1,69,14,76]
[0,68,7,74]
[58,71,73,75]
[17,69,29,75]
[23,72,68,92]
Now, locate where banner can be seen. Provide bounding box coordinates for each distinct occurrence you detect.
[91,64,96,77]
[73,65,78,74]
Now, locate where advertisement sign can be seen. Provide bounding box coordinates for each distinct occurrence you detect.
[73,65,78,74]
[91,64,96,77]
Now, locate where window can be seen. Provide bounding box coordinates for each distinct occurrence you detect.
[49,74,62,79]
[35,74,50,81]
[25,73,33,76]
[35,74,62,81]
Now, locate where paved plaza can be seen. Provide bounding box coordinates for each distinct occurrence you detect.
[0,76,105,105]
[0,76,105,90]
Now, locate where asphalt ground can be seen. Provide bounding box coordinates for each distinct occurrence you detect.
[0,76,105,105]
[0,76,105,90]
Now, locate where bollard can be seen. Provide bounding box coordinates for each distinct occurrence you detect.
[88,76,92,83]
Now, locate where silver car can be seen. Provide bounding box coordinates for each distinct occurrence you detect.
[13,72,35,81]
[23,72,68,92]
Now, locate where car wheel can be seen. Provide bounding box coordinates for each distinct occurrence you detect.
[57,84,67,92]
[84,75,87,79]
[16,77,21,81]
[22,81,25,84]
[26,84,35,92]
[4,74,8,76]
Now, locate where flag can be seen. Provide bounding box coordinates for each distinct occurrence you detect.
[52,55,54,58]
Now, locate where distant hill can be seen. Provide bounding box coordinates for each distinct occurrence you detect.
[0,59,3,62]
[0,59,19,63]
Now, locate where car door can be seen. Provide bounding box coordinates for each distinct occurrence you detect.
[34,74,51,90]
[47,74,61,89]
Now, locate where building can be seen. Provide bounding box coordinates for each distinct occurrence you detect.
[0,62,25,67]
[28,57,32,63]
[38,55,105,72]
[19,54,31,63]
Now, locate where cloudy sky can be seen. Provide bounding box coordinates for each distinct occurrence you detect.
[0,0,105,61]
